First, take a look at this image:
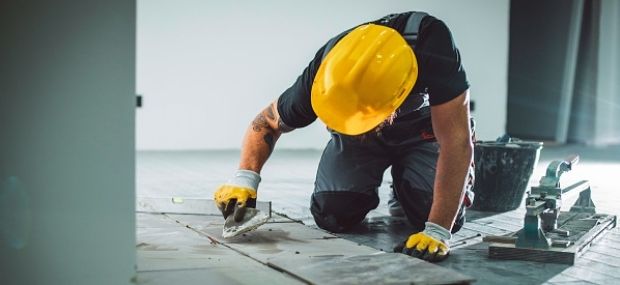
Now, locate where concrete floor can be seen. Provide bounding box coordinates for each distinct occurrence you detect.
[136,144,620,284]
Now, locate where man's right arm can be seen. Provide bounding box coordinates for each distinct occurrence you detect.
[238,100,294,173]
[215,41,322,219]
[214,101,293,220]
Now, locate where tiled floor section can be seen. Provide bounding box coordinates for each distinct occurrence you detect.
[135,206,473,284]
[137,144,620,284]
[134,213,304,285]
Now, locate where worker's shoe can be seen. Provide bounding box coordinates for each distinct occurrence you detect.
[388,186,405,217]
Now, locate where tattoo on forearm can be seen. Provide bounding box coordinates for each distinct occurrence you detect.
[277,119,294,133]
[266,106,276,120]
[263,133,275,155]
[252,113,269,132]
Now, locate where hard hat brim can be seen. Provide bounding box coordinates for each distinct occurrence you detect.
[311,25,418,136]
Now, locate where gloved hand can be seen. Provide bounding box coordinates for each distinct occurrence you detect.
[394,222,451,262]
[214,170,261,222]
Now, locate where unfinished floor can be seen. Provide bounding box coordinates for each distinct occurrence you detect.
[136,144,620,284]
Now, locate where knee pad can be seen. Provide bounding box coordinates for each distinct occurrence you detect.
[312,213,349,233]
[309,191,378,233]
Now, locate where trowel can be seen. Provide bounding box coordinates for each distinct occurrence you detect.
[222,207,270,238]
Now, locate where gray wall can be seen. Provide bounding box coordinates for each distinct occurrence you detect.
[508,0,620,144]
[508,0,579,140]
[569,0,599,142]
[593,0,620,144]
[0,1,136,284]
[136,0,510,150]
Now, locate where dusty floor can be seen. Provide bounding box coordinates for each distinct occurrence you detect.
[136,144,620,284]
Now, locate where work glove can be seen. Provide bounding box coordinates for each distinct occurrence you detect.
[394,222,451,262]
[214,170,261,222]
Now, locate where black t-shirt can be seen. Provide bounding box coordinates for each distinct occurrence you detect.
[277,12,469,130]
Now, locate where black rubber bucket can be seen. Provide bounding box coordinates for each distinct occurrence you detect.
[471,138,543,212]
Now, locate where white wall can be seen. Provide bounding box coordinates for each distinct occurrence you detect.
[137,0,509,150]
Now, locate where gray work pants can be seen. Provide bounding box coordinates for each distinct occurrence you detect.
[310,116,472,233]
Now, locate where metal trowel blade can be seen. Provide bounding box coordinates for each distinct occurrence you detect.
[222,208,269,238]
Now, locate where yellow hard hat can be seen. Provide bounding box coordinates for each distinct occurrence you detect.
[311,24,418,135]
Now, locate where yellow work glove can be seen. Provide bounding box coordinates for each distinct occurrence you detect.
[214,170,260,222]
[394,222,451,262]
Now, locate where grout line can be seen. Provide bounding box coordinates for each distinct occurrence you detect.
[562,264,619,280]
[136,210,220,216]
[136,266,219,274]
[161,213,313,285]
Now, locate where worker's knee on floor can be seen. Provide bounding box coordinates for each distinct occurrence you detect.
[310,191,379,233]
[312,213,351,233]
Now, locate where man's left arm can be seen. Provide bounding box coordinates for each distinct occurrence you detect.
[396,90,472,262]
[428,90,473,230]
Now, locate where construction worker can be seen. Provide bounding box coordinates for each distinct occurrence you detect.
[214,11,475,262]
